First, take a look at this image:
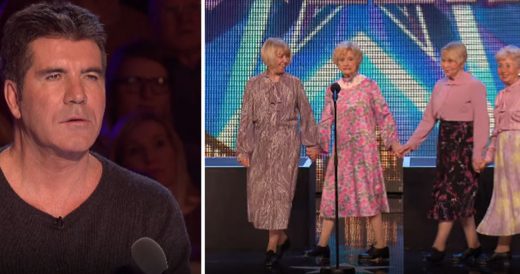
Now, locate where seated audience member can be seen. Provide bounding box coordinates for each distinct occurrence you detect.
[106,41,173,127]
[102,39,200,187]
[93,41,174,157]
[111,112,201,269]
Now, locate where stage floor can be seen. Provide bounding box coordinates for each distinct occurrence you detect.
[206,195,520,274]
[206,197,403,274]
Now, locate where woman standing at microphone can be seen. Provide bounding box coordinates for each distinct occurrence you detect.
[305,41,401,264]
[236,37,319,267]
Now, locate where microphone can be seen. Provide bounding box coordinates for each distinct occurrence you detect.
[131,237,169,274]
[330,82,341,101]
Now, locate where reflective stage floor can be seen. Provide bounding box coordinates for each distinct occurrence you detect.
[206,194,520,274]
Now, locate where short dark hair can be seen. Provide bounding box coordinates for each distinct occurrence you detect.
[105,40,169,124]
[0,1,107,93]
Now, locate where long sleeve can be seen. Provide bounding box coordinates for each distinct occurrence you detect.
[296,81,318,147]
[236,80,255,158]
[406,91,438,150]
[471,82,490,161]
[318,87,334,154]
[485,92,503,162]
[370,82,398,148]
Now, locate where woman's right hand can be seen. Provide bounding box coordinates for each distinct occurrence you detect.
[237,154,250,167]
[397,144,413,157]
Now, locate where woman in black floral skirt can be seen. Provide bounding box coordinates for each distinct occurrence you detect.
[400,42,490,263]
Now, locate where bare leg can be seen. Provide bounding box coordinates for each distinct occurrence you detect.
[277,230,288,245]
[459,216,480,248]
[495,236,512,253]
[432,221,454,251]
[318,218,335,247]
[369,213,386,248]
[267,230,281,252]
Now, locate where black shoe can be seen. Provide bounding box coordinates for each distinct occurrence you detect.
[358,245,390,263]
[265,250,278,267]
[478,251,512,266]
[425,247,445,264]
[304,245,330,265]
[277,238,291,259]
[450,246,482,264]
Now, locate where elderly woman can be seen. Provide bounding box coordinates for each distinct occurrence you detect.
[477,45,520,266]
[236,37,319,267]
[305,41,401,264]
[400,42,489,263]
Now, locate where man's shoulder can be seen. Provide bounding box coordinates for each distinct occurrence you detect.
[96,154,173,203]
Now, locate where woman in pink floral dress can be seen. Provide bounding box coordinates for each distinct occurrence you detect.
[305,41,401,264]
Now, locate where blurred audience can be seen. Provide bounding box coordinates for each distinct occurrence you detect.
[110,111,201,269]
[70,0,151,54]
[100,39,200,185]
[148,0,200,68]
[149,0,201,184]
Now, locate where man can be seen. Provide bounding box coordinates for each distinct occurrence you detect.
[0,2,190,273]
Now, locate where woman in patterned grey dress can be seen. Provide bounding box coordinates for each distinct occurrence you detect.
[236,38,319,266]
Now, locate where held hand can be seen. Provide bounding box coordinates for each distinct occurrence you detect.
[391,143,403,158]
[306,147,319,161]
[471,160,482,173]
[237,154,250,167]
[474,159,488,173]
[398,144,413,157]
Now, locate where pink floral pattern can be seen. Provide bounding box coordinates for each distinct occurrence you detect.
[318,75,398,217]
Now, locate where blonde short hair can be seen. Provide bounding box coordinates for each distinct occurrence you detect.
[332,41,363,65]
[496,45,520,67]
[441,41,467,63]
[260,38,291,67]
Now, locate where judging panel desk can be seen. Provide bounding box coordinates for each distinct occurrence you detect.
[403,157,520,252]
[205,157,316,252]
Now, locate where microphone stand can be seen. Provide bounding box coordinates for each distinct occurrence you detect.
[320,84,355,274]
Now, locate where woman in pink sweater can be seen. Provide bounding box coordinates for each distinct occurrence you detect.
[477,45,520,266]
[400,42,490,263]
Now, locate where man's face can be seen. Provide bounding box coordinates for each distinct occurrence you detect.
[12,38,105,155]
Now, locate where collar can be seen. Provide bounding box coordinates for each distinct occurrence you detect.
[262,71,286,81]
[341,73,359,84]
[504,78,520,92]
[445,71,472,86]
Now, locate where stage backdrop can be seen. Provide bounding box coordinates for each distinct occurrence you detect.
[205,0,519,190]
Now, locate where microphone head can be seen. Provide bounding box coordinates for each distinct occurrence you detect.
[131,237,168,274]
[330,83,341,94]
